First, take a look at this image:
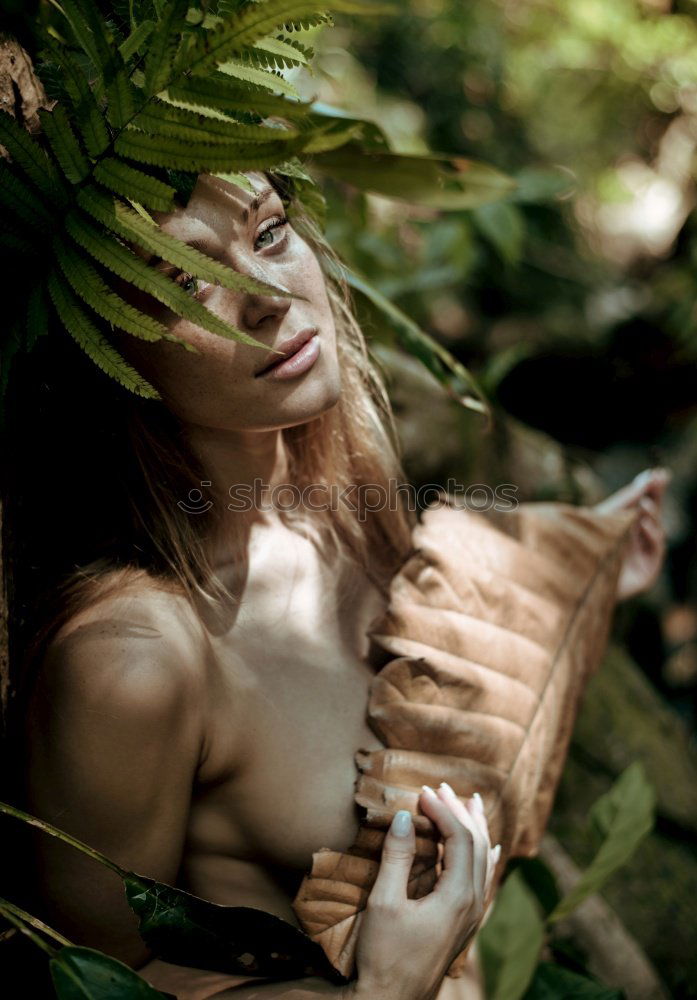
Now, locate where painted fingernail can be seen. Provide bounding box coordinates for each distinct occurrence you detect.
[392,809,412,837]
[421,784,438,799]
[473,792,485,814]
[438,781,456,797]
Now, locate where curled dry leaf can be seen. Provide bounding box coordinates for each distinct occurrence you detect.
[291,500,638,981]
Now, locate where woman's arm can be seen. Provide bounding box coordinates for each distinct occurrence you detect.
[20,593,231,987]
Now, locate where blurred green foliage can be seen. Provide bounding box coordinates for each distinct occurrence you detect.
[303,0,697,440]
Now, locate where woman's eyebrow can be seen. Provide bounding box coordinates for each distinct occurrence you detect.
[241,187,275,223]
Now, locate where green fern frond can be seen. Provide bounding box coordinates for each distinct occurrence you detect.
[118,19,156,62]
[256,34,311,66]
[131,100,299,144]
[164,73,311,118]
[38,106,90,184]
[178,0,330,78]
[74,188,294,301]
[55,236,172,343]
[0,161,54,230]
[94,158,176,212]
[57,0,102,69]
[282,11,333,32]
[68,201,280,350]
[104,68,139,130]
[217,59,301,98]
[143,0,190,97]
[213,171,257,193]
[244,37,309,71]
[0,109,65,203]
[114,128,300,172]
[47,269,161,399]
[45,43,110,158]
[277,34,314,60]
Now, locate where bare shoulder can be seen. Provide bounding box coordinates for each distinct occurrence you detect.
[34,570,209,731]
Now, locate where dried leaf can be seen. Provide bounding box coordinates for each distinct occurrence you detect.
[291,501,637,979]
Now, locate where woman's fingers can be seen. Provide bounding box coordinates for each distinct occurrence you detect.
[595,467,671,515]
[436,784,489,903]
[485,844,502,899]
[418,785,475,906]
[370,808,417,908]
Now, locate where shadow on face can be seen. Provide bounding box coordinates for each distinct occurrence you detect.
[114,172,341,433]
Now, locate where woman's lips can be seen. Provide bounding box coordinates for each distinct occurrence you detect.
[256,333,321,380]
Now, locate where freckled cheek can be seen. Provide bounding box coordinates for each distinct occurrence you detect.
[287,249,335,323]
[150,323,255,400]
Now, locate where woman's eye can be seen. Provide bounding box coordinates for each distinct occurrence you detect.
[175,272,199,296]
[255,216,288,252]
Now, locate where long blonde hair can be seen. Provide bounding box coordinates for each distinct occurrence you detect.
[8,174,416,708]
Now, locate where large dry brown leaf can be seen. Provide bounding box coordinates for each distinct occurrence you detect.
[291,500,637,982]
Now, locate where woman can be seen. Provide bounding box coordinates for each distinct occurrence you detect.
[15,169,668,1000]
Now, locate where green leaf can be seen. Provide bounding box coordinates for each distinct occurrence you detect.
[311,142,516,210]
[39,105,90,184]
[217,59,300,98]
[57,0,102,68]
[252,33,311,67]
[479,871,545,1000]
[181,0,330,77]
[54,237,173,344]
[471,200,525,266]
[334,261,488,416]
[510,166,576,204]
[548,763,656,923]
[75,188,294,301]
[119,19,155,62]
[114,128,300,172]
[47,43,110,158]
[124,873,341,981]
[164,73,311,118]
[213,170,257,193]
[0,161,54,230]
[94,158,177,212]
[523,963,622,1000]
[104,68,139,130]
[47,270,161,400]
[0,108,64,202]
[67,205,272,350]
[50,946,172,999]
[131,100,299,144]
[144,0,190,97]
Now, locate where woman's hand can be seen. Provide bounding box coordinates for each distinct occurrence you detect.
[349,783,499,1000]
[594,467,670,601]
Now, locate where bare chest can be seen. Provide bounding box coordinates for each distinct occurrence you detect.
[183,528,389,909]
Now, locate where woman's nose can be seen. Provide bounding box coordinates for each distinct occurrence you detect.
[242,287,292,331]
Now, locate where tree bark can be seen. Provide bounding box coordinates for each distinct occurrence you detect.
[0,36,47,730]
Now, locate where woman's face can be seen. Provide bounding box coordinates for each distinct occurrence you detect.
[120,172,341,432]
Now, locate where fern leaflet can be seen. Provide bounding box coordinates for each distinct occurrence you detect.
[38,106,90,185]
[94,158,177,212]
[47,269,161,399]
[75,188,293,300]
